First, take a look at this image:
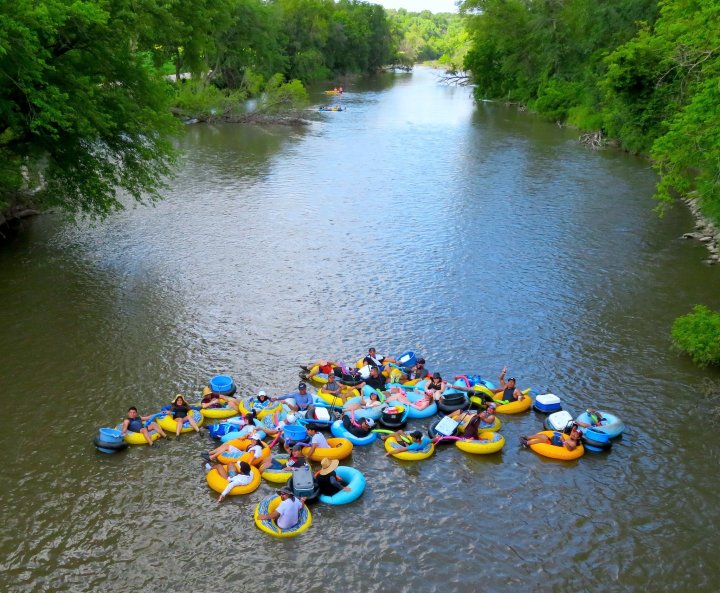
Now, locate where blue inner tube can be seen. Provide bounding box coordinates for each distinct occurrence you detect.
[576,411,625,439]
[319,466,366,505]
[330,419,377,445]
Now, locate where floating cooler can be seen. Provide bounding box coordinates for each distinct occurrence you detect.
[533,393,562,413]
[209,374,235,394]
[396,351,417,369]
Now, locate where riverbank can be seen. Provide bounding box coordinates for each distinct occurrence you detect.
[681,193,720,265]
[172,107,316,127]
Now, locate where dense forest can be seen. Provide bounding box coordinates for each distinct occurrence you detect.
[460,0,720,365]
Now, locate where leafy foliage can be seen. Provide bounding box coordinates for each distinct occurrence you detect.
[671,305,720,367]
[0,0,179,217]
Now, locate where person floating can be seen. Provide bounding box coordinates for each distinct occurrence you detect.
[315,458,351,496]
[121,406,167,445]
[257,487,306,530]
[169,394,200,436]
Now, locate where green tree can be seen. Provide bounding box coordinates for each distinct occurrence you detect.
[672,305,720,367]
[0,0,178,217]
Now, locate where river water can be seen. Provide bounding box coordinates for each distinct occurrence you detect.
[1,67,719,593]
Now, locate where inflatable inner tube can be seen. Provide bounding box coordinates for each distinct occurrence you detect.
[379,405,408,429]
[437,397,470,415]
[254,495,312,538]
[428,416,459,440]
[319,466,366,505]
[93,437,128,453]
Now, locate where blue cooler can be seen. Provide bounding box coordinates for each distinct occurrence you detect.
[396,351,417,369]
[209,375,235,394]
[533,393,562,414]
[283,424,308,443]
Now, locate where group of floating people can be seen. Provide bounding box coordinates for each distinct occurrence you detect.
[318,85,345,112]
[94,347,625,537]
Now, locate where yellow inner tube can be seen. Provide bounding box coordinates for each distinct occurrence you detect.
[157,410,204,433]
[118,427,160,445]
[471,385,533,414]
[384,436,434,461]
[254,495,312,538]
[528,430,584,460]
[206,465,261,495]
[455,431,505,455]
[315,387,358,407]
[217,438,271,466]
[197,401,238,419]
[302,437,353,461]
[261,455,292,483]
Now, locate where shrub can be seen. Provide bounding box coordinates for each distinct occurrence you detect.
[259,74,309,112]
[671,305,720,367]
[174,80,247,117]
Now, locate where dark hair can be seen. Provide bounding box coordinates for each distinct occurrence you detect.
[369,392,379,400]
[411,430,423,440]
[238,461,251,475]
[244,413,256,423]
[306,424,318,432]
[128,406,138,412]
[432,372,441,380]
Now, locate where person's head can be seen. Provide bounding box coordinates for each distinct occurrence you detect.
[127,406,138,416]
[244,413,255,424]
[432,372,442,382]
[202,386,212,397]
[369,392,380,401]
[249,435,262,445]
[319,457,339,475]
[506,377,516,387]
[368,347,376,356]
[306,424,318,434]
[238,461,251,475]
[292,443,304,455]
[257,390,267,400]
[487,403,497,412]
[361,417,375,429]
[277,487,295,501]
[570,423,582,438]
[298,382,307,392]
[172,395,185,406]
[410,430,423,442]
[369,366,380,377]
[417,357,425,367]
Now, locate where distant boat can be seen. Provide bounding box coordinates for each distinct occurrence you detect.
[319,106,343,112]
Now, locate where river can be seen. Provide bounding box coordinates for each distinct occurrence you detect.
[1,66,719,593]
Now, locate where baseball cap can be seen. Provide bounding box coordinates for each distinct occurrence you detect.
[298,382,307,389]
[417,358,426,364]
[364,418,375,427]
[258,390,266,397]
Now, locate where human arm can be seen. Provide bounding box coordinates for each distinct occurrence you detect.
[258,509,281,521]
[327,473,350,491]
[498,367,508,388]
[120,419,130,434]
